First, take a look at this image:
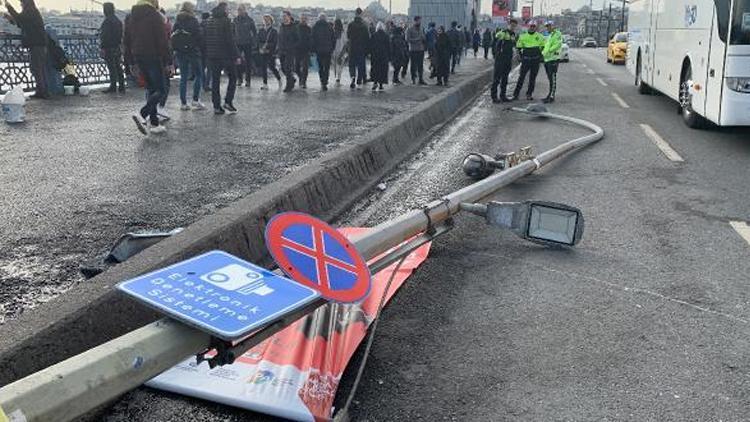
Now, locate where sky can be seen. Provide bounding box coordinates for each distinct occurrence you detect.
[30,0,605,16]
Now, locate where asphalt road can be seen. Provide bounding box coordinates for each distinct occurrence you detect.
[0,59,489,324]
[98,48,750,421]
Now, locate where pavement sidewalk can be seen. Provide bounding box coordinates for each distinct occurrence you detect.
[0,58,491,324]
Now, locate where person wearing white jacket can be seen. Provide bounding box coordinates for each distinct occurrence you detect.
[332,18,347,85]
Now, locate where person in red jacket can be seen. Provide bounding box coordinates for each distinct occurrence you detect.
[124,0,170,134]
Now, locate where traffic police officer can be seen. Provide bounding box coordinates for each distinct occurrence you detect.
[512,21,546,101]
[542,20,563,103]
[490,18,518,103]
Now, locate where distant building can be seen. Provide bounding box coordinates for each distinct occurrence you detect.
[46,13,101,36]
[408,0,479,29]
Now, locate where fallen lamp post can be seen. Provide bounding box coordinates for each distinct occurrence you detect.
[0,104,604,422]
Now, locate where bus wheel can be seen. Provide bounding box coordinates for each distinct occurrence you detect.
[679,66,706,129]
[636,54,651,94]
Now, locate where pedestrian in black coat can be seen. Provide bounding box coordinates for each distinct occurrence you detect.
[346,8,369,88]
[100,2,124,93]
[446,21,462,73]
[3,0,48,98]
[481,28,492,59]
[390,26,408,84]
[234,5,257,86]
[278,11,299,92]
[295,14,312,88]
[370,22,390,90]
[435,26,451,86]
[311,13,335,90]
[204,2,240,113]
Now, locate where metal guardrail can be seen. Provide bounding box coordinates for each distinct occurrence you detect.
[0,34,109,93]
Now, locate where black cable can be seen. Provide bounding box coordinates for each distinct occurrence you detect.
[332,254,410,422]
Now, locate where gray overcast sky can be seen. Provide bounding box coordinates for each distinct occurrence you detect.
[29,0,601,16]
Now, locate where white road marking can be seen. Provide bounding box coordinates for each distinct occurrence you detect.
[596,77,608,87]
[639,123,685,162]
[730,221,750,246]
[586,69,596,74]
[611,92,630,108]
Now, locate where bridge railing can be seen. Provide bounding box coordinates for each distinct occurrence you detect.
[0,34,110,94]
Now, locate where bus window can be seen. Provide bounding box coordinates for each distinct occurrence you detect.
[731,0,750,44]
[716,0,730,42]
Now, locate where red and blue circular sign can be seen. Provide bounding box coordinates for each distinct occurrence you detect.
[265,212,371,303]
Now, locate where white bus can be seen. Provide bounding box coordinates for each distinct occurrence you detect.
[627,0,750,127]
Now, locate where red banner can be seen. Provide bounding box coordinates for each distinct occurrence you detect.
[148,227,432,421]
[522,5,532,20]
[492,0,512,17]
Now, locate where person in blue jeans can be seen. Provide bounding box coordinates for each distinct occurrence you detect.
[172,2,204,110]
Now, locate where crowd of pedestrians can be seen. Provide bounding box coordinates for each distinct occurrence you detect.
[3,0,563,136]
[113,1,483,134]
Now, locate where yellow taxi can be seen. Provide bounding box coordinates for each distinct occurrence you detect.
[607,32,628,64]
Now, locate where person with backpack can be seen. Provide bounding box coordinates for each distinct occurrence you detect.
[234,4,257,87]
[390,25,408,85]
[311,13,335,91]
[258,14,282,90]
[99,2,124,93]
[172,1,204,110]
[204,1,240,114]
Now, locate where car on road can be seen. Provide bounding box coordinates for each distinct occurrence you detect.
[561,43,570,62]
[582,37,598,48]
[607,32,628,64]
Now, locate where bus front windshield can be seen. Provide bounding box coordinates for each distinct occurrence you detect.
[731,0,750,44]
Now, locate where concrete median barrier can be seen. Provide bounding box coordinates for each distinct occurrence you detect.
[0,66,492,386]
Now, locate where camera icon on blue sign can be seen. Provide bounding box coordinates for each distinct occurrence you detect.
[200,264,274,296]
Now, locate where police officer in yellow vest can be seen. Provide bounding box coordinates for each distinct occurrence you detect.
[490,18,518,103]
[512,21,546,101]
[542,20,563,103]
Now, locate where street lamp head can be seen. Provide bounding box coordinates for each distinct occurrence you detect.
[460,201,585,247]
[462,153,504,180]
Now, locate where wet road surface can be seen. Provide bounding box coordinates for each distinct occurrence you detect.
[99,48,750,420]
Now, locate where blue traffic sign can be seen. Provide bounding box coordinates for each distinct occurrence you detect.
[265,212,372,303]
[117,251,320,340]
